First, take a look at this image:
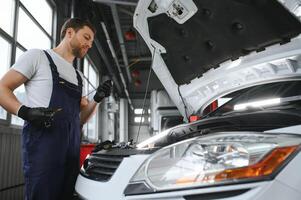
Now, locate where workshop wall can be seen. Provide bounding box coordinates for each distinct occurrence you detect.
[0,128,23,200]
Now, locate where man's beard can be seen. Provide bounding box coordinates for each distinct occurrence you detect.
[70,39,85,58]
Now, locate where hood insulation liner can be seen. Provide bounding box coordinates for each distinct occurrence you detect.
[148,0,301,85]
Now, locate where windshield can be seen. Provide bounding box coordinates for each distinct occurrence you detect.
[206,81,301,117]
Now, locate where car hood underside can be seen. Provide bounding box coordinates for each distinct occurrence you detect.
[134,0,301,118]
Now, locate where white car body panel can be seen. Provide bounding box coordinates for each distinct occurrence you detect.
[75,126,301,200]
[75,153,301,200]
[75,155,149,200]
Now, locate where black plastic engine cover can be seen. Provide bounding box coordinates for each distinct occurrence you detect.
[148,0,301,85]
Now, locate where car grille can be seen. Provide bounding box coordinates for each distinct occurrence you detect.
[81,152,128,182]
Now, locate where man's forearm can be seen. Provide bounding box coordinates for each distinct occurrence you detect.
[0,85,22,115]
[80,100,99,125]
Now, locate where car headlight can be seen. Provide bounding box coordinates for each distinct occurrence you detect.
[124,132,301,195]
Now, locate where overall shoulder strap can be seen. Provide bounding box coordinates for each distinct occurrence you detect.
[75,70,83,89]
[43,50,59,78]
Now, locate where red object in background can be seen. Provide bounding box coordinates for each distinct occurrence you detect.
[80,144,96,167]
[210,100,218,111]
[131,69,140,78]
[189,115,201,122]
[125,30,136,41]
[134,79,142,87]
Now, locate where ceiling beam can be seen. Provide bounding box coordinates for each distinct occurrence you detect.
[111,4,132,82]
[129,56,152,62]
[94,38,122,94]
[118,7,134,16]
[100,22,134,110]
[92,0,137,6]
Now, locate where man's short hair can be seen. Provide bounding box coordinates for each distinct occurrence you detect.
[60,18,96,41]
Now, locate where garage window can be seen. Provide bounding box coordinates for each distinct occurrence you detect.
[0,0,15,36]
[20,0,53,34]
[17,8,51,50]
[0,36,11,120]
[134,116,145,123]
[133,108,150,124]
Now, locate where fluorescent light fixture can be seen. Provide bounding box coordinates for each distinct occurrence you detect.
[218,98,232,107]
[234,98,281,110]
[137,129,171,149]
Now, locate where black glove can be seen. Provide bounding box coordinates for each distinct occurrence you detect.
[18,105,61,128]
[93,80,112,103]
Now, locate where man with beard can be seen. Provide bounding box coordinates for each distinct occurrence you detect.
[0,18,112,200]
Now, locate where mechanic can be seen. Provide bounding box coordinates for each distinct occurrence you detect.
[0,18,112,200]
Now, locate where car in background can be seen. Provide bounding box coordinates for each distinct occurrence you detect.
[75,0,301,199]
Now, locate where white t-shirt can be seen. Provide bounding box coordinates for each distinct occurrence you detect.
[12,49,86,107]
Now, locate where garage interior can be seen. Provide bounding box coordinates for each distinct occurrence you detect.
[0,0,165,199]
[2,0,301,199]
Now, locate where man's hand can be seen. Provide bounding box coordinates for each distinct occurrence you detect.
[93,80,112,103]
[18,105,61,128]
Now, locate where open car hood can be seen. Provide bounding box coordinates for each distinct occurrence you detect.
[134,0,301,119]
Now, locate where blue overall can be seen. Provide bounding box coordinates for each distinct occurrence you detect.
[22,50,82,200]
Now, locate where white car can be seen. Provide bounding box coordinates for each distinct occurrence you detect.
[75,0,301,199]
